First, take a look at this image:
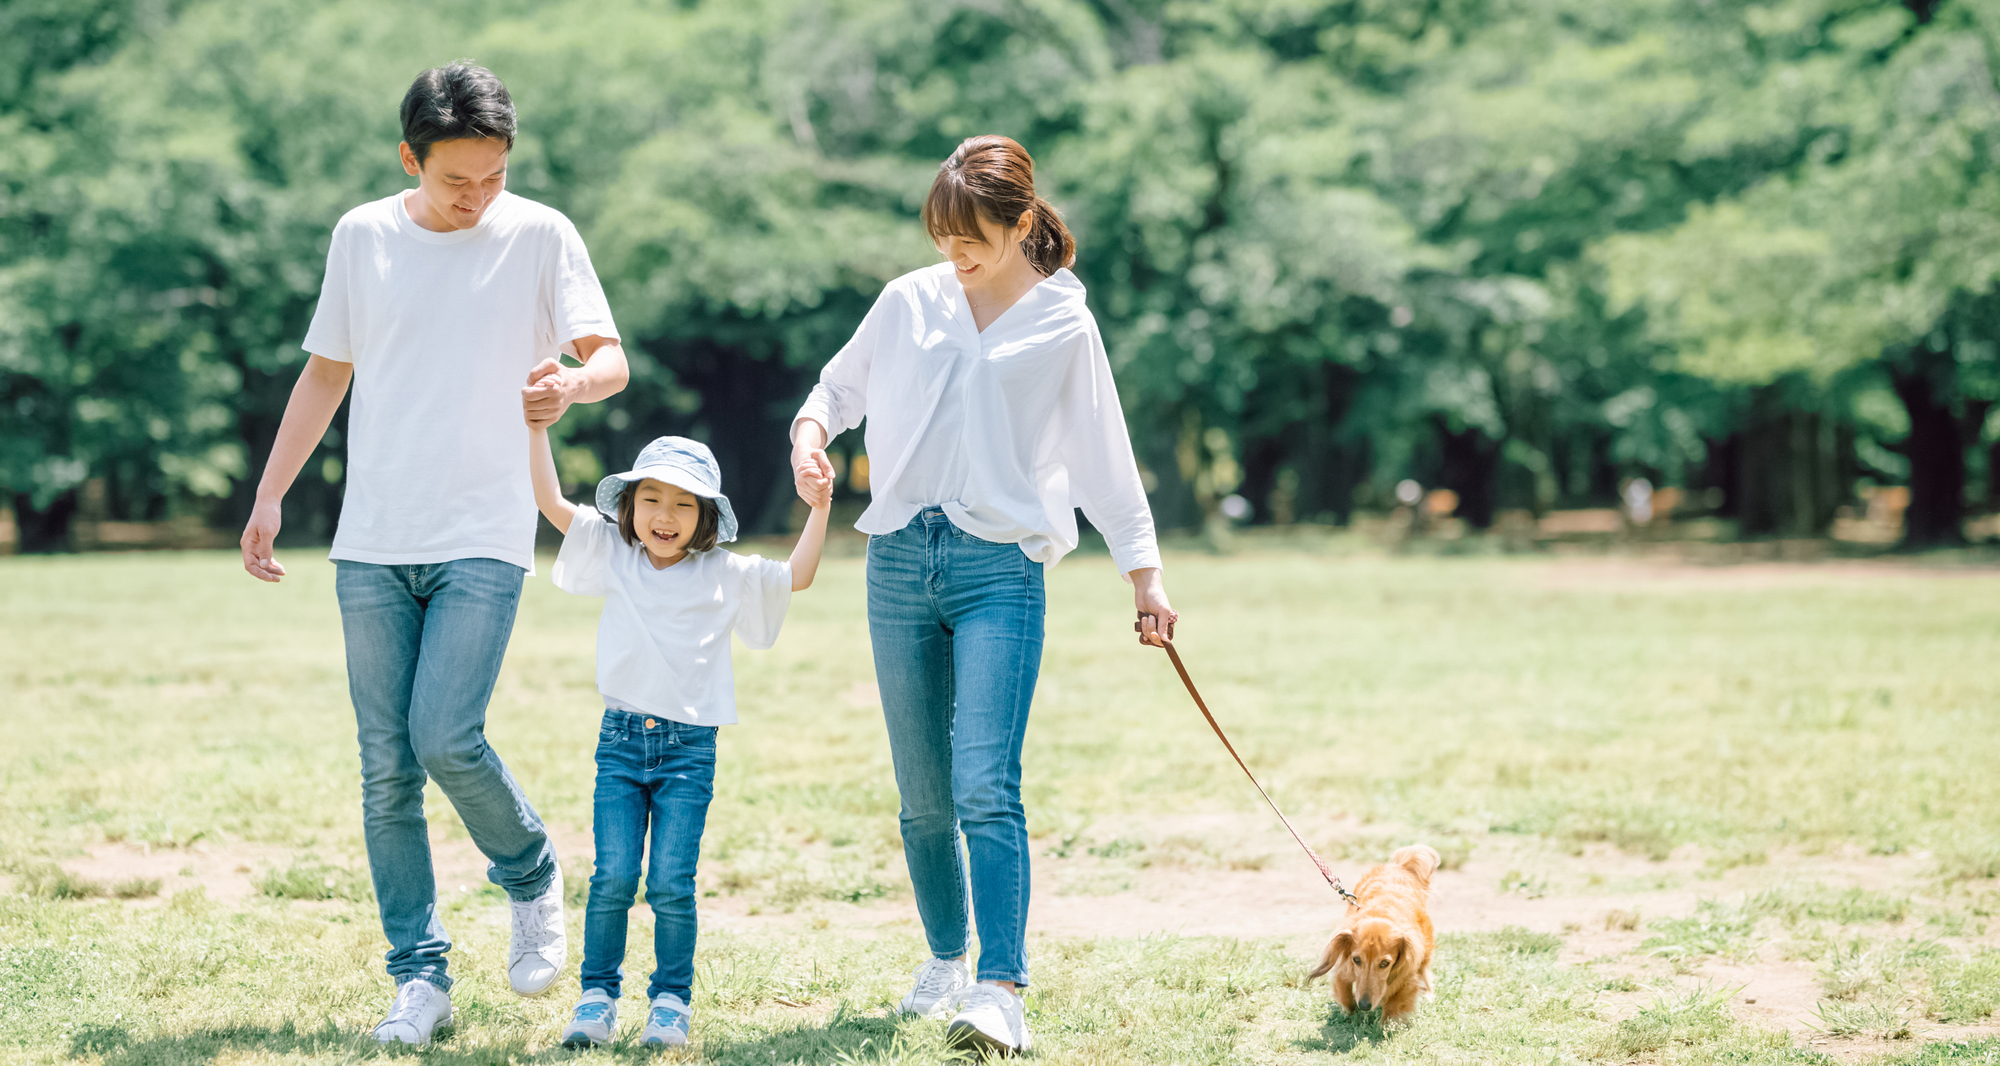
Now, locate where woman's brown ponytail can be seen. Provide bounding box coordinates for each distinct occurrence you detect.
[923,135,1075,276]
[1022,195,1075,275]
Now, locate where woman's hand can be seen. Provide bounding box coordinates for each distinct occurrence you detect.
[1131,567,1177,647]
[792,418,834,505]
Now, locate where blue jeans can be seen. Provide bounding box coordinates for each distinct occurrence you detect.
[867,508,1045,986]
[579,710,717,1003]
[335,558,557,991]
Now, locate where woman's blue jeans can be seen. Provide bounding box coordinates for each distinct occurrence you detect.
[867,508,1046,986]
[334,558,558,992]
[579,710,717,1003]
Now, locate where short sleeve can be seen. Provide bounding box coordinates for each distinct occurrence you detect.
[725,552,793,650]
[551,507,619,596]
[301,221,354,362]
[546,216,619,352]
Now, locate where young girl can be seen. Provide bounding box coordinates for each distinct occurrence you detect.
[527,426,830,1048]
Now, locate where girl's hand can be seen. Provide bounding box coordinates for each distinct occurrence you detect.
[794,451,833,507]
[1131,567,1176,647]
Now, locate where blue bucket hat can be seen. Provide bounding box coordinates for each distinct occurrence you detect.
[595,436,739,544]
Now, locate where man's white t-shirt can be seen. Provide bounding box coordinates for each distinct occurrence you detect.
[302,190,619,572]
[551,509,793,726]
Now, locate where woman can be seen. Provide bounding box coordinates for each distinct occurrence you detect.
[789,135,1176,1054]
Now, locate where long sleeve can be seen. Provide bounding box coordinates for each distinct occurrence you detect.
[793,287,892,441]
[1060,324,1161,577]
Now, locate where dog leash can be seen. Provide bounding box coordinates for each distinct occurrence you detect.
[1138,614,1360,910]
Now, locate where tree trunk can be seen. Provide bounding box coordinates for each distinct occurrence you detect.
[1733,383,1838,538]
[1435,418,1501,529]
[1888,350,1967,549]
[1293,363,1365,524]
[1139,413,1200,533]
[12,490,78,553]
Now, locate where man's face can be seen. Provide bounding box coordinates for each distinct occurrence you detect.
[398,137,509,232]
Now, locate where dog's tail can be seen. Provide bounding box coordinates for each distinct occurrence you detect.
[1391,844,1442,886]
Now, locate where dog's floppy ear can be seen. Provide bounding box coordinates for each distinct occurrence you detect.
[1309,930,1354,980]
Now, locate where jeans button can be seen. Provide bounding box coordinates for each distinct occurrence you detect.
[645,719,656,729]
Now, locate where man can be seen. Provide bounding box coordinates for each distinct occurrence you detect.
[240,62,626,1046]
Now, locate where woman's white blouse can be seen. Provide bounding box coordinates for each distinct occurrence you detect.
[793,262,1162,576]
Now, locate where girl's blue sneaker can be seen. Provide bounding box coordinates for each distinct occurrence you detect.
[562,989,617,1047]
[640,993,691,1047]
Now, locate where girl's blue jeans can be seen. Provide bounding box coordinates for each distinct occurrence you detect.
[335,558,557,992]
[580,709,717,1003]
[867,508,1046,987]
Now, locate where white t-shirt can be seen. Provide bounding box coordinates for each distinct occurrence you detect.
[303,190,619,571]
[550,508,793,726]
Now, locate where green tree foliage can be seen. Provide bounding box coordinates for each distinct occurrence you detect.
[5,0,1999,548]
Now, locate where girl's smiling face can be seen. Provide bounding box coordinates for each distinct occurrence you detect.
[630,478,701,567]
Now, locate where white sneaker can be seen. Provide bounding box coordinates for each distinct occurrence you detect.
[640,993,692,1047]
[947,983,1031,1054]
[561,989,617,1048]
[507,864,566,996]
[898,956,973,1018]
[373,980,452,1046]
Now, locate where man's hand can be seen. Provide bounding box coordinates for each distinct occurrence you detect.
[241,499,287,582]
[523,358,570,429]
[1132,567,1177,648]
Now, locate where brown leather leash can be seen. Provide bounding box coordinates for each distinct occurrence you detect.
[1138,614,1359,909]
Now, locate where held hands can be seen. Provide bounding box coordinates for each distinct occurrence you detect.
[1132,567,1177,648]
[240,499,286,583]
[793,447,834,509]
[522,358,572,429]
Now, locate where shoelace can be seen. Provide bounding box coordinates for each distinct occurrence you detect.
[649,1005,688,1030]
[510,896,559,950]
[573,1000,612,1023]
[953,983,1014,1012]
[383,983,438,1028]
[911,960,963,998]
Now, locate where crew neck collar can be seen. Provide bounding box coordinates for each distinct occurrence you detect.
[395,189,505,245]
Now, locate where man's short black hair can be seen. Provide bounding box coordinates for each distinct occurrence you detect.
[400,62,516,166]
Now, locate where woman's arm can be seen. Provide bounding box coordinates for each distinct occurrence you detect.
[791,285,898,502]
[241,354,353,582]
[528,425,580,535]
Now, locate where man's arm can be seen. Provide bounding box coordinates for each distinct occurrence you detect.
[241,355,353,582]
[523,335,629,429]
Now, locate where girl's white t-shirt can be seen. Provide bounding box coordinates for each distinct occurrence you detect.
[303,190,619,572]
[551,509,792,726]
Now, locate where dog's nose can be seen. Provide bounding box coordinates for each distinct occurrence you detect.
[1357,996,1373,1012]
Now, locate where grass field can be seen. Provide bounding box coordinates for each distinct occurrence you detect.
[5,543,2000,1065]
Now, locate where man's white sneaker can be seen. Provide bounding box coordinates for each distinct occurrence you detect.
[947,983,1031,1055]
[373,980,452,1047]
[640,993,692,1047]
[561,989,618,1048]
[898,956,973,1019]
[507,864,566,996]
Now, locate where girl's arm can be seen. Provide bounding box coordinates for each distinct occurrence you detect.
[789,490,833,592]
[528,426,580,535]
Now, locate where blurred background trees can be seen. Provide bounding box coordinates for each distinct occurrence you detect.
[4,0,1997,550]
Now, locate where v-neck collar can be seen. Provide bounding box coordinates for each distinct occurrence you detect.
[953,269,1053,339]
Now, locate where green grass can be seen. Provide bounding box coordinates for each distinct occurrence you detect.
[4,546,2000,1063]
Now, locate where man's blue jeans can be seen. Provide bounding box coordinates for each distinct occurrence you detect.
[336,558,557,991]
[867,508,1046,987]
[579,710,717,1003]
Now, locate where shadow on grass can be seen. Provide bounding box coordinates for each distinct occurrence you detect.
[1291,1008,1390,1055]
[66,1013,968,1066]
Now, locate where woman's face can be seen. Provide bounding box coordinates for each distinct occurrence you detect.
[631,479,702,566]
[935,209,1035,294]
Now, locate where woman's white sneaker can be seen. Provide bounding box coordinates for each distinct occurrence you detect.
[373,980,453,1047]
[507,864,566,996]
[640,993,692,1047]
[561,989,618,1048]
[946,983,1031,1055]
[898,956,973,1018]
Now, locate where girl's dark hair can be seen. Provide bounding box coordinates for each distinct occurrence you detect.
[616,484,721,554]
[401,62,516,165]
[922,135,1075,276]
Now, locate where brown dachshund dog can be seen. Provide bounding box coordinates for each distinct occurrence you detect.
[1308,844,1439,1023]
